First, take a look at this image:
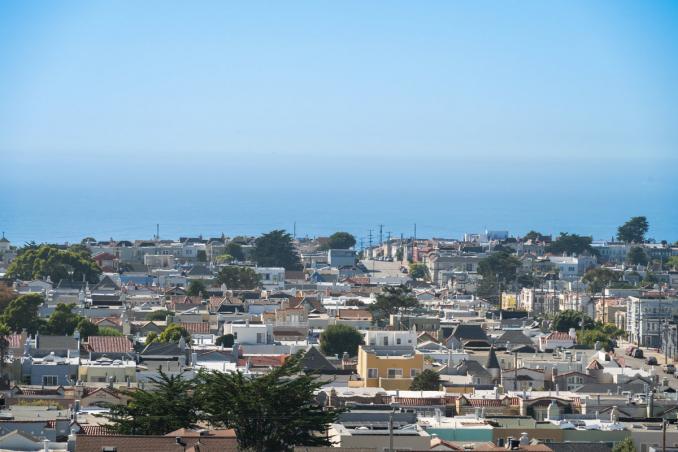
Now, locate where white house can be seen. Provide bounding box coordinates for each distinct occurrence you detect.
[223,321,272,345]
[364,330,416,347]
[255,267,285,290]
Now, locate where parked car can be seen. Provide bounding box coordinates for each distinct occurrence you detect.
[646,356,658,365]
[663,364,675,374]
[632,349,644,359]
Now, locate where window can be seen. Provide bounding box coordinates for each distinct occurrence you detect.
[383,337,389,346]
[42,375,58,386]
[387,368,403,378]
[410,368,419,377]
[367,368,378,378]
[256,333,264,344]
[396,338,402,345]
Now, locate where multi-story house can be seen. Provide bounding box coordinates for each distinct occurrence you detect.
[548,255,597,280]
[351,345,424,390]
[364,330,417,347]
[627,295,678,347]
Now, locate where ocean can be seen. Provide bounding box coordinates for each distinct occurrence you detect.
[0,153,676,244]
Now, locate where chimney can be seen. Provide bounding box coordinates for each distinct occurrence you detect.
[43,439,49,452]
[555,384,559,396]
[519,432,529,445]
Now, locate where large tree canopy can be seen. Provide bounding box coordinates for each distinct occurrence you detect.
[552,310,595,332]
[217,266,261,290]
[369,285,418,324]
[323,232,356,250]
[582,267,620,294]
[545,233,593,256]
[626,246,648,266]
[101,371,201,435]
[225,242,245,261]
[617,216,648,243]
[1,293,44,334]
[477,251,521,285]
[6,244,101,284]
[320,324,363,357]
[252,230,302,270]
[197,352,338,451]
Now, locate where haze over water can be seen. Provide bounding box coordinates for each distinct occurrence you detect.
[1,2,677,243]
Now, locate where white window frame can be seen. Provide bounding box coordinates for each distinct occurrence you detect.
[387,368,403,378]
[367,368,378,379]
[42,375,58,386]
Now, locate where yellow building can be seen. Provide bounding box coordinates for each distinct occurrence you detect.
[351,345,424,390]
[501,292,517,310]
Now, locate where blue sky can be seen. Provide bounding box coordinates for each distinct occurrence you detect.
[0,1,677,243]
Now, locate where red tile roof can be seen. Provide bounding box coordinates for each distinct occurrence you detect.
[546,332,574,341]
[239,355,288,368]
[181,322,211,334]
[87,336,134,353]
[337,308,372,320]
[78,425,119,436]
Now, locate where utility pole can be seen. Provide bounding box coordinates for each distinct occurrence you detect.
[293,221,296,239]
[156,224,159,241]
[379,224,384,246]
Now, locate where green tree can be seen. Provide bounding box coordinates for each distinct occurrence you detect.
[0,284,17,313]
[1,293,44,334]
[523,231,544,242]
[196,250,207,262]
[215,333,235,347]
[6,244,101,284]
[369,285,418,324]
[395,248,404,261]
[552,310,594,332]
[45,303,83,335]
[617,216,648,243]
[77,319,100,339]
[408,263,429,280]
[196,352,337,451]
[410,369,441,391]
[669,256,678,270]
[476,274,500,304]
[187,280,207,297]
[320,324,363,357]
[252,230,302,270]
[612,437,636,452]
[626,246,648,266]
[323,232,356,250]
[546,233,594,256]
[101,371,201,435]
[157,323,191,343]
[97,326,123,337]
[477,252,521,285]
[216,266,261,290]
[577,324,623,352]
[225,242,245,261]
[145,332,158,345]
[582,267,620,294]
